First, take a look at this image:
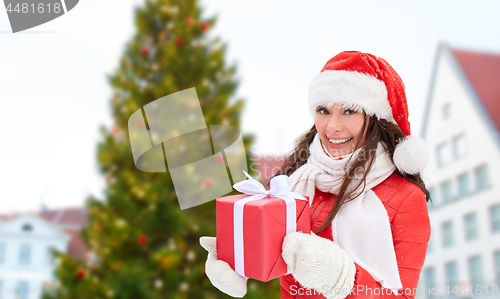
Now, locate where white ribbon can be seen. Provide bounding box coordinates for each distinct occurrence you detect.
[232,170,307,277]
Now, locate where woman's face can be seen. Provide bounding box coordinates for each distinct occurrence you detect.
[315,104,368,158]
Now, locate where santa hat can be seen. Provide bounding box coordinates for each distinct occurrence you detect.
[308,51,429,175]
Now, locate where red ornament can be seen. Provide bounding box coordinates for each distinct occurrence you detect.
[184,16,193,24]
[200,22,208,31]
[76,268,85,279]
[138,235,147,245]
[204,178,213,188]
[176,38,184,46]
[141,46,149,57]
[112,126,120,134]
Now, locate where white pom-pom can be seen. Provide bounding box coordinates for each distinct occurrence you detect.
[393,136,429,175]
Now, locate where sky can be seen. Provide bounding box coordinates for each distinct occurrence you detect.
[0,0,499,213]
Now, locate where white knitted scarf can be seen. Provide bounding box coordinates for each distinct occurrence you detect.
[288,133,403,292]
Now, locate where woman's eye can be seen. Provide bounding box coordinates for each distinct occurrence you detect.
[344,108,357,115]
[316,107,329,115]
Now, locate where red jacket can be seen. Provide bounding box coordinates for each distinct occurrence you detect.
[280,172,431,299]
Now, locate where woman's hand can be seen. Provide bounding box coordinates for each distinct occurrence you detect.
[199,236,249,298]
[282,232,356,299]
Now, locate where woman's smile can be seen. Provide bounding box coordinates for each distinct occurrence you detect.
[326,137,354,150]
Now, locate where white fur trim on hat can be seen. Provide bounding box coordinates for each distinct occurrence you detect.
[393,136,429,175]
[308,70,395,123]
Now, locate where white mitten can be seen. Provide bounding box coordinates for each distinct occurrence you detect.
[199,236,249,298]
[282,232,356,299]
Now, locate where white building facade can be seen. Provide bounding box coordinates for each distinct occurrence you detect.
[419,43,500,298]
[0,214,69,299]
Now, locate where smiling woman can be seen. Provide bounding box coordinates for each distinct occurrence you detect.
[200,51,432,299]
[276,51,432,299]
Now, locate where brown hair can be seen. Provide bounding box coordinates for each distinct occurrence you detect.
[266,113,431,235]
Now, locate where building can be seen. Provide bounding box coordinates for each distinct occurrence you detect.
[0,208,87,299]
[419,43,500,298]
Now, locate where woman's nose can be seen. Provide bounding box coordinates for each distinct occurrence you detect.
[327,115,343,133]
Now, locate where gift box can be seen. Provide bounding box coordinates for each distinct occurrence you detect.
[216,193,310,282]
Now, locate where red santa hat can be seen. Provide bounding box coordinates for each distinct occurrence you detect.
[308,51,429,175]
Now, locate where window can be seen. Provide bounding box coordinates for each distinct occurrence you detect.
[495,251,500,286]
[0,243,4,264]
[445,262,459,293]
[18,244,31,265]
[443,103,452,119]
[424,267,437,296]
[442,221,454,247]
[21,223,32,232]
[490,204,500,233]
[464,213,478,241]
[428,187,436,209]
[428,187,437,201]
[452,134,466,160]
[427,201,434,211]
[440,180,454,203]
[437,143,452,167]
[457,173,470,198]
[475,165,490,191]
[468,255,483,289]
[15,281,29,299]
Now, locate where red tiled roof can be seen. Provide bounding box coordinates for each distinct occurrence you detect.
[37,207,88,226]
[36,210,60,223]
[0,214,15,221]
[451,48,500,133]
[63,229,88,262]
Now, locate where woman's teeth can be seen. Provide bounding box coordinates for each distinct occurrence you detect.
[329,138,352,144]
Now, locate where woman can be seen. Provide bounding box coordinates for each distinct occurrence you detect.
[200,51,431,299]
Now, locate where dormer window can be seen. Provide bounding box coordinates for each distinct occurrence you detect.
[21,224,32,232]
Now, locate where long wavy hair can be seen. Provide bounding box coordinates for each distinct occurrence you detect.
[267,113,431,235]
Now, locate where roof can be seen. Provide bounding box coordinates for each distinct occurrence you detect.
[62,228,88,261]
[450,48,500,133]
[38,207,88,228]
[0,207,88,262]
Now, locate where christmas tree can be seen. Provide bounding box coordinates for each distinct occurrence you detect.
[42,0,280,298]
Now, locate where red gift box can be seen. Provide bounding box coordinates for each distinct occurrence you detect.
[216,194,310,282]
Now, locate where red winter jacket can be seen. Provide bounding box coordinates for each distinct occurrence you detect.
[280,172,431,299]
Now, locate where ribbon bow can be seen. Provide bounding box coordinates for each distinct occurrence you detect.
[231,170,307,277]
[233,170,307,202]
